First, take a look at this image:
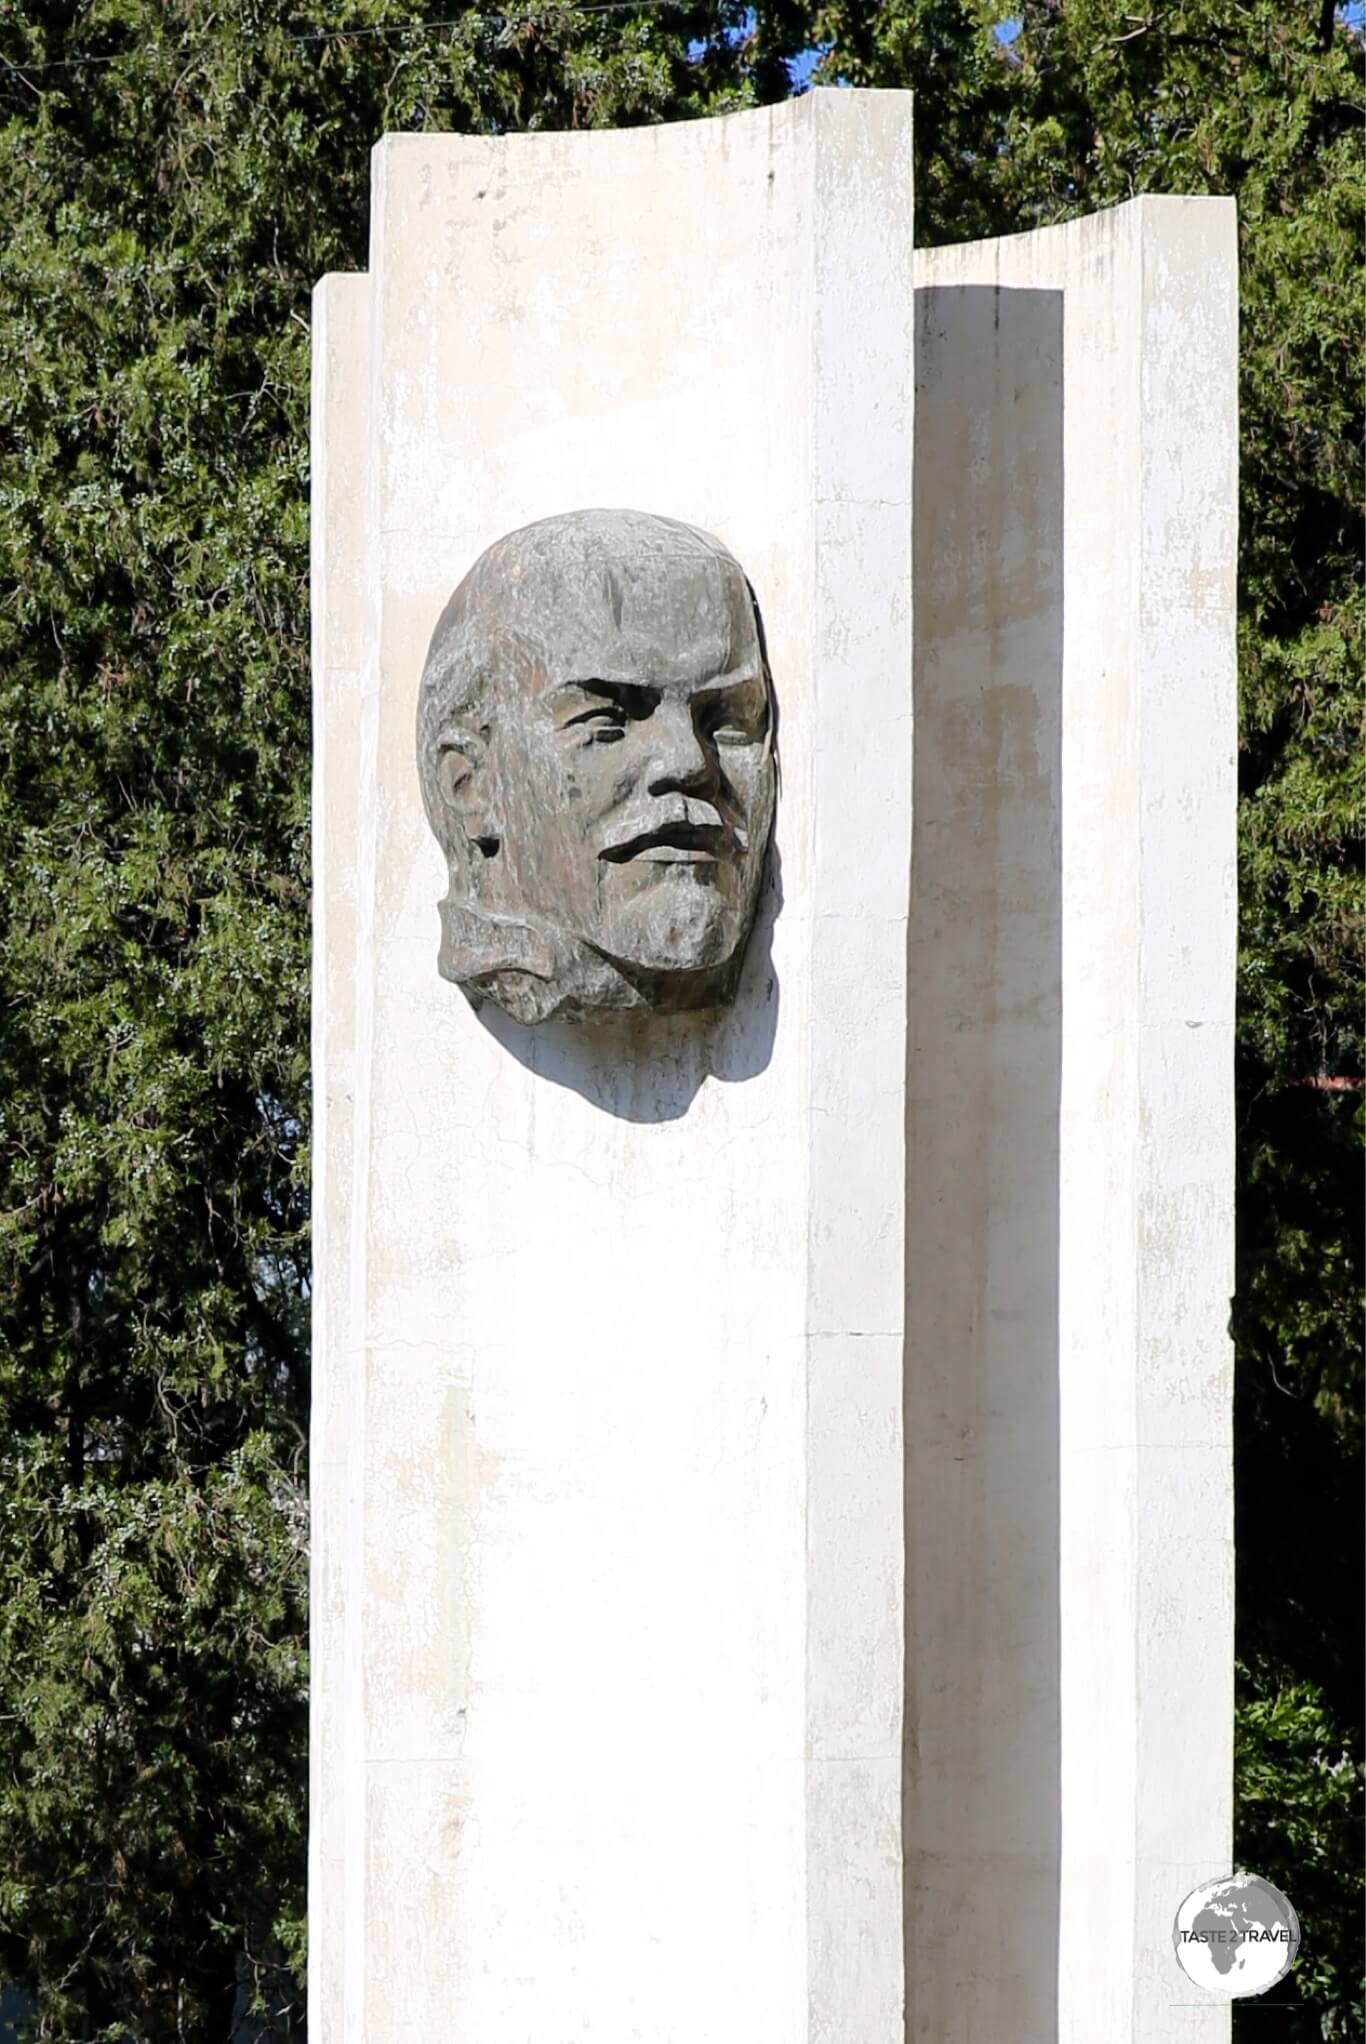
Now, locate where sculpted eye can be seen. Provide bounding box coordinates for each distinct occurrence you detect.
[703,698,766,746]
[564,704,627,743]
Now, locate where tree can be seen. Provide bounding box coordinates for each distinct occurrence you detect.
[0,5,809,2036]
[806,0,1363,2031]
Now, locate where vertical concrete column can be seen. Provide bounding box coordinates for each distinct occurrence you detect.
[308,271,370,2044]
[312,92,915,2043]
[911,198,1237,2044]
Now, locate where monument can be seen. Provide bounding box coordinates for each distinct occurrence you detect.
[311,92,1237,2041]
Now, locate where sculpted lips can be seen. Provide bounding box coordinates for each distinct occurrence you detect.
[599,820,732,865]
[599,801,742,867]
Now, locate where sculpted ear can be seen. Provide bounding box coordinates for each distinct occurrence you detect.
[435,724,500,853]
[436,727,483,807]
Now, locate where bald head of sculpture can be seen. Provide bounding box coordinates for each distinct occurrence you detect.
[416,509,777,1024]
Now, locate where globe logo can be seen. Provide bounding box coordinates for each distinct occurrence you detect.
[1173,1872,1301,1997]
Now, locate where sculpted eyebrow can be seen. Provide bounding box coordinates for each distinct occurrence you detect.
[691,668,763,700]
[553,679,658,719]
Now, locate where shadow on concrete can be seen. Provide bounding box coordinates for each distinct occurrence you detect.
[477,840,781,1123]
[904,283,1064,2044]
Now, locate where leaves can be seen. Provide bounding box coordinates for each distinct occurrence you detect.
[1236,1657,1365,2040]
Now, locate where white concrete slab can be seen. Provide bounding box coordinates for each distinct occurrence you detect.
[913,197,1237,2044]
[313,93,915,2043]
[308,269,370,2044]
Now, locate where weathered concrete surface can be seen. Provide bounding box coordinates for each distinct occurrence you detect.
[911,198,1237,2044]
[312,91,915,2043]
[308,269,369,2044]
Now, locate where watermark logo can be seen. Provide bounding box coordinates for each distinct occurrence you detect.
[1173,1872,1301,1998]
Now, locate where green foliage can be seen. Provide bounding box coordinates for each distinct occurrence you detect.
[0,4,809,2036]
[1236,1658,1365,2039]
[0,1442,307,2041]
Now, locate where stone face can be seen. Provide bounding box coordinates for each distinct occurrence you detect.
[415,508,777,1023]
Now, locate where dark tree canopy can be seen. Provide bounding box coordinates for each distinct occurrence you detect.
[0,1,1359,2038]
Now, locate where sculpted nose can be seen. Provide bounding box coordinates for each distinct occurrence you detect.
[646,701,712,796]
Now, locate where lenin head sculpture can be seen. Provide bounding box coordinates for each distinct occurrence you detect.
[416,509,777,1025]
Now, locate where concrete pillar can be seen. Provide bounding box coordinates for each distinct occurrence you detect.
[912,200,1237,2044]
[312,92,916,2043]
[308,269,370,2044]
[311,103,1237,2044]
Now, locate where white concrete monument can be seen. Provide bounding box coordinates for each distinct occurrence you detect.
[311,92,1237,2043]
